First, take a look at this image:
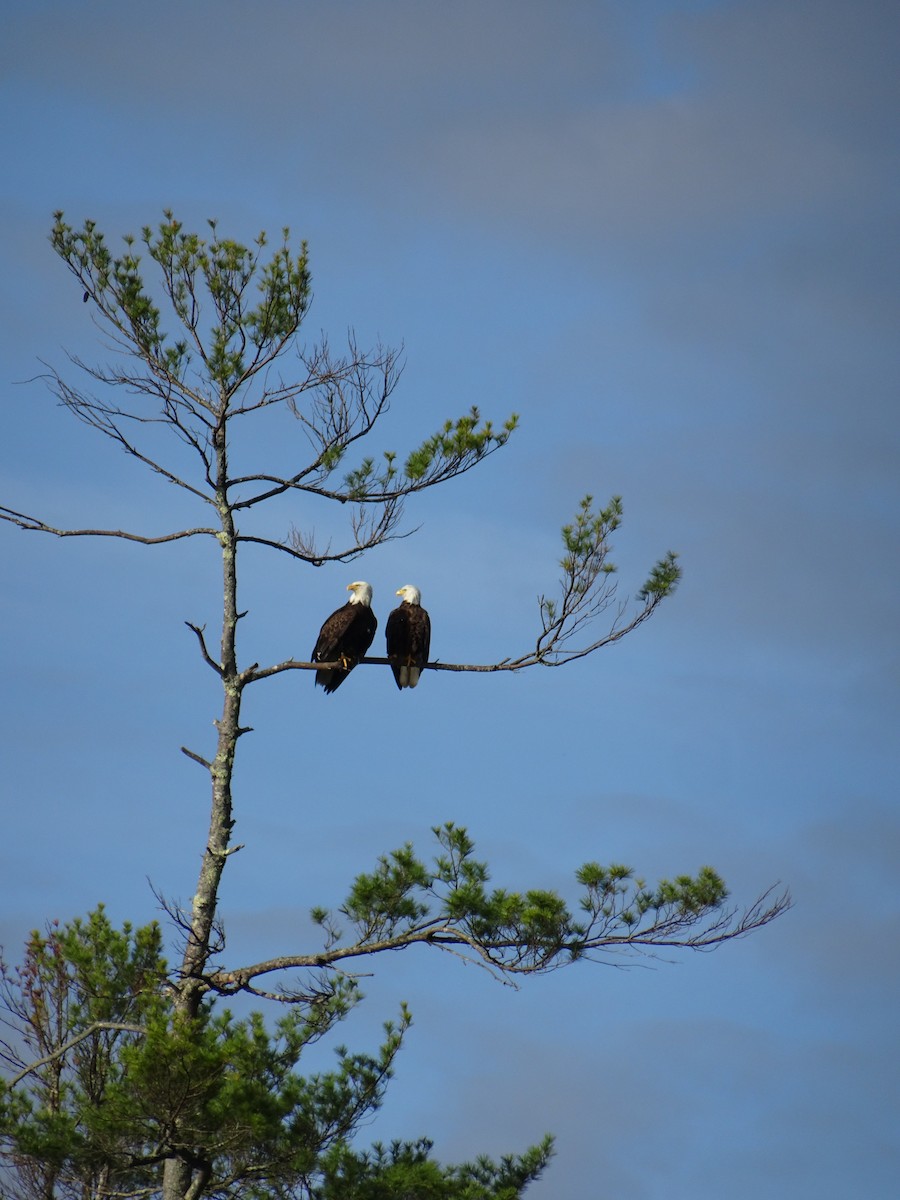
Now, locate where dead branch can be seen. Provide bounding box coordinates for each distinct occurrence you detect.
[229,335,403,511]
[42,362,217,505]
[184,622,223,675]
[180,746,212,770]
[235,514,416,567]
[7,1021,146,1087]
[0,506,217,545]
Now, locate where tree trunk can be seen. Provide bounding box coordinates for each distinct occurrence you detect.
[163,426,240,1199]
[162,1158,192,1200]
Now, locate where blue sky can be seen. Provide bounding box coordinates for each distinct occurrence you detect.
[1,1,898,1195]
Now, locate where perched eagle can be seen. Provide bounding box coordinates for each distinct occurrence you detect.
[385,585,431,690]
[312,581,377,694]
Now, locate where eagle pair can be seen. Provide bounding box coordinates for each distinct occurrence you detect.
[312,582,431,694]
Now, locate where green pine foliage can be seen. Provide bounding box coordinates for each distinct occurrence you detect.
[324,824,730,974]
[47,213,517,526]
[0,214,788,1199]
[315,1135,554,1199]
[0,909,549,1199]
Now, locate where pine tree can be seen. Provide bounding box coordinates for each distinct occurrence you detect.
[0,214,789,1199]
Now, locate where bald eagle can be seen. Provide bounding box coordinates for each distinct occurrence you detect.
[312,581,377,694]
[385,585,431,690]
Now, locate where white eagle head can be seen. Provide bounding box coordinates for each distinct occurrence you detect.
[395,584,421,606]
[347,581,374,607]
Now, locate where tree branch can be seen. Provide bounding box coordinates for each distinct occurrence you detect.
[205,885,791,997]
[0,506,217,544]
[241,656,520,685]
[180,746,213,770]
[40,360,217,505]
[228,335,403,510]
[239,641,650,685]
[184,622,223,675]
[7,1021,146,1087]
[235,515,416,566]
[204,825,791,996]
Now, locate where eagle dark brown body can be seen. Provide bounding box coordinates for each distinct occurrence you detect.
[312,582,377,694]
[385,585,431,690]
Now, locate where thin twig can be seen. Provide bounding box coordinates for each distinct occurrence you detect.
[8,1021,146,1087]
[180,746,212,770]
[185,622,223,675]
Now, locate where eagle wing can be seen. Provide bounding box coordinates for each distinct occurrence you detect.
[313,602,377,693]
[386,602,431,689]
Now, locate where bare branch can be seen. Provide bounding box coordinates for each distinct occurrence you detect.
[228,336,404,510]
[507,593,666,669]
[241,655,520,685]
[0,505,217,545]
[183,1164,212,1200]
[239,642,646,685]
[180,746,212,770]
[235,520,417,567]
[184,622,223,675]
[42,361,216,505]
[284,496,415,564]
[7,1021,146,1087]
